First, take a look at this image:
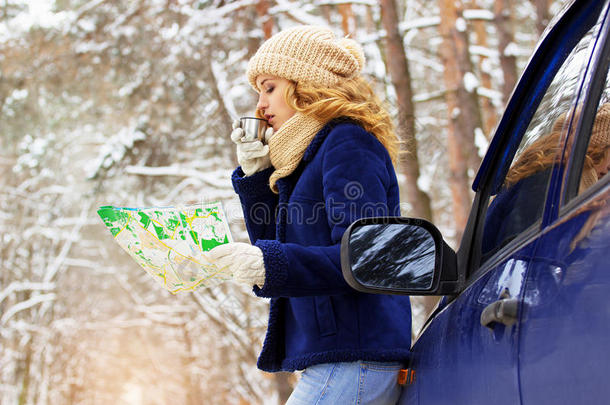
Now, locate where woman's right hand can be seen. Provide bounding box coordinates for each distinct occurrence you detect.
[231,120,274,176]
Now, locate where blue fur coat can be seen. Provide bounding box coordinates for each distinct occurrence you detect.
[232,120,412,372]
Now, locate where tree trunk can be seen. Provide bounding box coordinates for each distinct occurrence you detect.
[338,3,355,37]
[494,0,518,105]
[255,0,273,39]
[364,3,376,34]
[320,4,332,26]
[274,372,293,404]
[532,0,551,36]
[438,0,482,241]
[468,0,498,139]
[204,45,236,163]
[380,0,433,221]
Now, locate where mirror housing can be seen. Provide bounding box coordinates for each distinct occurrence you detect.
[341,217,459,295]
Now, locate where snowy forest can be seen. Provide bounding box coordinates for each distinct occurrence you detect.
[1,0,567,404]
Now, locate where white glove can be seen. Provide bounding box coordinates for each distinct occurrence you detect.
[231,120,275,176]
[207,242,266,287]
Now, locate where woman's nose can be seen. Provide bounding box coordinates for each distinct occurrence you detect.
[256,94,267,111]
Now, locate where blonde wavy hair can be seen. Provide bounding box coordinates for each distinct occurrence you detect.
[505,120,609,189]
[504,130,563,188]
[256,76,400,165]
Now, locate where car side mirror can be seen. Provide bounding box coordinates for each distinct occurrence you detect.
[341,217,459,295]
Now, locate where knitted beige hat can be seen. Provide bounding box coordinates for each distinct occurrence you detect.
[590,103,610,148]
[552,103,610,148]
[247,25,365,90]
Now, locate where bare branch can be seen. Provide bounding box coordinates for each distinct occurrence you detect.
[1,293,56,325]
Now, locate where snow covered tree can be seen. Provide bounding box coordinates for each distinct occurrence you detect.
[380,0,433,222]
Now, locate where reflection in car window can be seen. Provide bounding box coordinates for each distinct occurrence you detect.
[575,81,610,197]
[481,20,604,260]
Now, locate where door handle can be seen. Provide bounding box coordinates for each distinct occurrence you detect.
[480,298,520,329]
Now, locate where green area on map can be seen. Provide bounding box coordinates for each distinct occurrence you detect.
[98,202,233,293]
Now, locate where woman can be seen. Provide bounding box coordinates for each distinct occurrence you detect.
[208,26,412,404]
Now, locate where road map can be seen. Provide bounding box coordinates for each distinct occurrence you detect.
[98,202,233,293]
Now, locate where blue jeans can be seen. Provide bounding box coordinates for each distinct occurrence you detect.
[285,361,403,405]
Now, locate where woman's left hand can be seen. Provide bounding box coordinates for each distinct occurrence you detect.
[207,242,266,288]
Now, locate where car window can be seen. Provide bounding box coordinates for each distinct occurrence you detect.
[572,79,610,198]
[480,21,604,261]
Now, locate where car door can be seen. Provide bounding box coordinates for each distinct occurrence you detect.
[518,4,610,403]
[400,1,609,404]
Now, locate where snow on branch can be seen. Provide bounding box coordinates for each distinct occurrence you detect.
[463,9,495,21]
[211,59,238,121]
[67,318,155,330]
[124,165,231,189]
[313,0,377,6]
[476,86,504,103]
[210,0,261,17]
[1,293,57,325]
[182,0,260,27]
[0,282,56,305]
[63,257,105,269]
[75,0,110,20]
[359,17,440,46]
[414,89,447,103]
[470,45,499,59]
[379,9,493,42]
[190,290,252,349]
[43,199,93,284]
[271,0,328,26]
[398,16,441,33]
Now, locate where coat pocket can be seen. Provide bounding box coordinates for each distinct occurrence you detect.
[314,296,337,337]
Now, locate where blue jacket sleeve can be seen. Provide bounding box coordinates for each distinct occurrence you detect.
[232,166,278,243]
[254,125,398,297]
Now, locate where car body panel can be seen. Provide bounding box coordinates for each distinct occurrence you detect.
[400,253,530,404]
[519,188,610,404]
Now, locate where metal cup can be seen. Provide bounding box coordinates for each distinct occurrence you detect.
[240,117,268,142]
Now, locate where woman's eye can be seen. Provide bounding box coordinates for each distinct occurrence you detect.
[265,86,274,94]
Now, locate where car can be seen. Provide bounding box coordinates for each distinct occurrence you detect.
[340,0,610,404]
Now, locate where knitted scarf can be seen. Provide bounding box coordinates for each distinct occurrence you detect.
[268,112,325,193]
